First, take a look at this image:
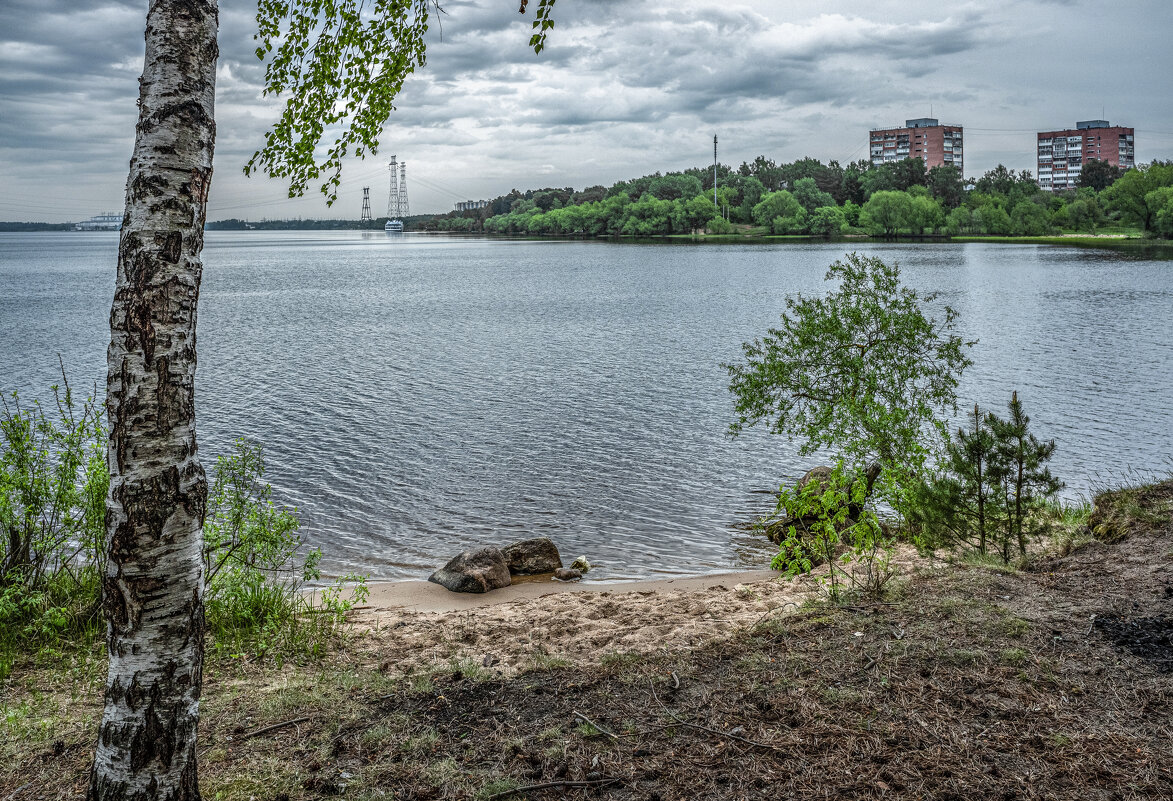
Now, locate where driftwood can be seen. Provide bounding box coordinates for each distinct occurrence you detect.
[237,716,310,740]
[572,710,620,740]
[486,778,621,800]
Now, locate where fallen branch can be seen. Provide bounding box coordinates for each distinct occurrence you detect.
[487,778,621,800]
[237,716,311,741]
[648,681,785,753]
[572,710,619,740]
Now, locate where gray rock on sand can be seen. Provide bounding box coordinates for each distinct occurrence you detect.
[552,568,583,582]
[502,537,563,575]
[428,546,512,593]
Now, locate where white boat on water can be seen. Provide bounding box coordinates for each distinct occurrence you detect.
[384,219,404,233]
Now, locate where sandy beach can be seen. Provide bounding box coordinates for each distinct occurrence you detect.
[350,567,830,677]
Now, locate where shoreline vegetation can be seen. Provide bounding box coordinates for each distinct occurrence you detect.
[2,476,1170,798]
[11,154,1173,244]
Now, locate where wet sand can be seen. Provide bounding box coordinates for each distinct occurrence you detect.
[360,569,781,614]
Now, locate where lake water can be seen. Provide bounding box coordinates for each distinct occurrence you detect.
[1,232,1170,580]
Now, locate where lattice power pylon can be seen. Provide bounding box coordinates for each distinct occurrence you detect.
[397,162,410,218]
[361,187,372,222]
[387,156,401,218]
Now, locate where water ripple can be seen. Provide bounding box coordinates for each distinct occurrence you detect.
[1,233,1170,580]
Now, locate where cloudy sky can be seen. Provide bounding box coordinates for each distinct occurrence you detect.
[2,0,1172,221]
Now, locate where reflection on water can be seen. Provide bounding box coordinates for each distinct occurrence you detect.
[1,233,1170,580]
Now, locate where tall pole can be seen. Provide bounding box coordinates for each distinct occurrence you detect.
[713,134,718,210]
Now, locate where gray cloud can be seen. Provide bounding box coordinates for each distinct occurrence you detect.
[2,0,1171,220]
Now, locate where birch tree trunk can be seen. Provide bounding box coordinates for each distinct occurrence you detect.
[89,1,218,798]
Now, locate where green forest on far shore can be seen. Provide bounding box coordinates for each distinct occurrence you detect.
[416,156,1173,241]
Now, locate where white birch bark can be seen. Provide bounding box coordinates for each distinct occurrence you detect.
[89,1,219,799]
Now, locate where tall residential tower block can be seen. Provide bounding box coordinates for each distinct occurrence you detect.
[869,118,964,174]
[1036,120,1135,191]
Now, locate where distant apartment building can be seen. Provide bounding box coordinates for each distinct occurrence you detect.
[454,199,490,212]
[869,118,964,174]
[1036,120,1135,191]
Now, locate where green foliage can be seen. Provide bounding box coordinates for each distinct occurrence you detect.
[808,205,846,237]
[247,0,557,203]
[976,203,1012,235]
[725,254,973,487]
[705,215,734,234]
[648,173,703,201]
[1146,185,1173,239]
[0,376,107,678]
[683,194,719,231]
[860,191,913,236]
[1101,162,1173,231]
[203,439,368,660]
[1011,200,1051,236]
[791,178,835,215]
[752,190,804,230]
[1078,159,1124,192]
[770,460,895,601]
[910,393,1063,563]
[461,154,1150,239]
[927,165,964,209]
[909,195,944,234]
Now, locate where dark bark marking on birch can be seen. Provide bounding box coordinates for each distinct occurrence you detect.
[155,355,174,434]
[102,575,130,630]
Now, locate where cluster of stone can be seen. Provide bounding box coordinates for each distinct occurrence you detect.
[428,538,591,593]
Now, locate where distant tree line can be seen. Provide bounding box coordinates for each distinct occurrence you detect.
[416,156,1173,240]
[0,222,76,231]
[204,215,434,230]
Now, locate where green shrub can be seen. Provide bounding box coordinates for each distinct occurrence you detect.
[910,392,1062,562]
[1,373,367,674]
[202,439,368,660]
[770,460,895,601]
[0,375,107,676]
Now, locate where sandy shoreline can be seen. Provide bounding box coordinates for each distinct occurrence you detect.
[360,569,782,614]
[349,567,819,677]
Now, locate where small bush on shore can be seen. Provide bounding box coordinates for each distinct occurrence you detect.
[0,376,107,679]
[909,392,1063,563]
[1,375,365,677]
[770,459,895,600]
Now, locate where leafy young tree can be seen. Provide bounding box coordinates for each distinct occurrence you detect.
[1011,200,1051,236]
[725,254,973,479]
[91,0,560,798]
[807,205,846,237]
[1078,159,1123,192]
[860,190,913,237]
[1101,162,1173,231]
[791,177,835,215]
[751,190,803,229]
[926,164,964,209]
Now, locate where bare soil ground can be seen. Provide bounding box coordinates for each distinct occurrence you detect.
[2,482,1170,800]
